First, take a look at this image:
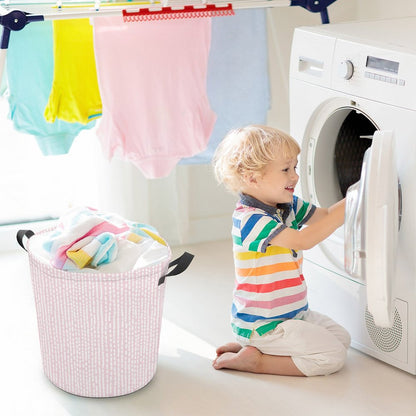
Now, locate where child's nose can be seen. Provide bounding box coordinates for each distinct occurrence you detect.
[291,170,299,180]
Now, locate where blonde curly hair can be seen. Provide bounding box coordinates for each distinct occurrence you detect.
[213,125,301,194]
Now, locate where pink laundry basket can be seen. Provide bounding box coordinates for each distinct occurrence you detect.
[17,229,193,398]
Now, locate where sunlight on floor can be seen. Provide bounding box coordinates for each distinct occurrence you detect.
[159,318,217,360]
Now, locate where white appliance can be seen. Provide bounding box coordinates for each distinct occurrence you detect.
[289,17,416,374]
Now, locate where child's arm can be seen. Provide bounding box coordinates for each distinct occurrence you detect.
[270,199,345,251]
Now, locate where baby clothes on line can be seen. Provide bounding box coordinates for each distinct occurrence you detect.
[0,67,6,96]
[180,9,270,165]
[6,21,95,155]
[93,16,216,179]
[44,19,102,124]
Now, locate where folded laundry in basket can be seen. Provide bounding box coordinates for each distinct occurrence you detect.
[42,207,167,271]
[65,231,119,269]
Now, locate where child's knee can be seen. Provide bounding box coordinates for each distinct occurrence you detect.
[340,328,351,350]
[293,345,348,376]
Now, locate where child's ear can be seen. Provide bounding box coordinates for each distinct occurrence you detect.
[243,172,260,186]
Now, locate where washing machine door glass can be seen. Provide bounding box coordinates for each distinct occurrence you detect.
[345,130,399,327]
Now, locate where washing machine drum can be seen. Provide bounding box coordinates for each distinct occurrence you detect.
[306,108,377,208]
[334,111,376,197]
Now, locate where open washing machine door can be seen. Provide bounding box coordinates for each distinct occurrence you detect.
[302,106,377,275]
[345,131,399,327]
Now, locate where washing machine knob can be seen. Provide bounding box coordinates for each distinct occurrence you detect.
[338,60,354,80]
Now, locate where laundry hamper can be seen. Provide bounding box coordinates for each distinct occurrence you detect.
[17,229,193,398]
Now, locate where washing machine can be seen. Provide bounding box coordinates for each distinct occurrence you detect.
[289,16,416,374]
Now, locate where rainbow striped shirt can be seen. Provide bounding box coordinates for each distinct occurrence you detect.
[231,194,316,339]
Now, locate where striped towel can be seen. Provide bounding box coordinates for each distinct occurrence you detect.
[43,207,166,271]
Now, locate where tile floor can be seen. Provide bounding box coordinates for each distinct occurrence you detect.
[1,239,415,415]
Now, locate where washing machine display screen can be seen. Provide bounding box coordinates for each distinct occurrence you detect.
[366,56,399,74]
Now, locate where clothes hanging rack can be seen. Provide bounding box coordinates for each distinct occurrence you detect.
[0,0,337,92]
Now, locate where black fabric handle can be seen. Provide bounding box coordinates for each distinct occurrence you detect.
[16,229,35,251]
[158,251,194,286]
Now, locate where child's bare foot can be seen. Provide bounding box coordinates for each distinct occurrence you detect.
[213,343,305,376]
[215,342,242,356]
[213,345,262,373]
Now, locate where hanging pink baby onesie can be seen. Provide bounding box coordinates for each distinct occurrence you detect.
[93,16,216,178]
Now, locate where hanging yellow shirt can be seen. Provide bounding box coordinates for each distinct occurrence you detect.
[44,19,102,125]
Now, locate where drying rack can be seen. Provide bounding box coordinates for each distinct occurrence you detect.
[0,0,337,86]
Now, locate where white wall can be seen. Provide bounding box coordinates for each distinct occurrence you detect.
[356,0,416,19]
[101,0,416,247]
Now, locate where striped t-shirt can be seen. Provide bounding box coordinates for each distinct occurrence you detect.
[231,194,316,339]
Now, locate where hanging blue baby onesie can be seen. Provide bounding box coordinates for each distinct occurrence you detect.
[0,66,6,96]
[180,9,270,164]
[6,21,95,155]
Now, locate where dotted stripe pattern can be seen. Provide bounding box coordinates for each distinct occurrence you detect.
[28,249,171,397]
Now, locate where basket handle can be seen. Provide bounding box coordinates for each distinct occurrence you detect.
[16,229,35,251]
[16,229,194,283]
[158,252,194,286]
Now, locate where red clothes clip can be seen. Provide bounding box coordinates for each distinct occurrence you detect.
[122,4,234,22]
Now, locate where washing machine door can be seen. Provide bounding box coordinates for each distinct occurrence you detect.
[345,130,399,327]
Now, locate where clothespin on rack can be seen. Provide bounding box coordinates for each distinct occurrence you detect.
[122,3,234,22]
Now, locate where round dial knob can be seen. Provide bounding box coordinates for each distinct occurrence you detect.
[338,60,354,80]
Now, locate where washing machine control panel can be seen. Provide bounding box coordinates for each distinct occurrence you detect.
[338,57,404,84]
[290,27,416,109]
[331,39,416,110]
